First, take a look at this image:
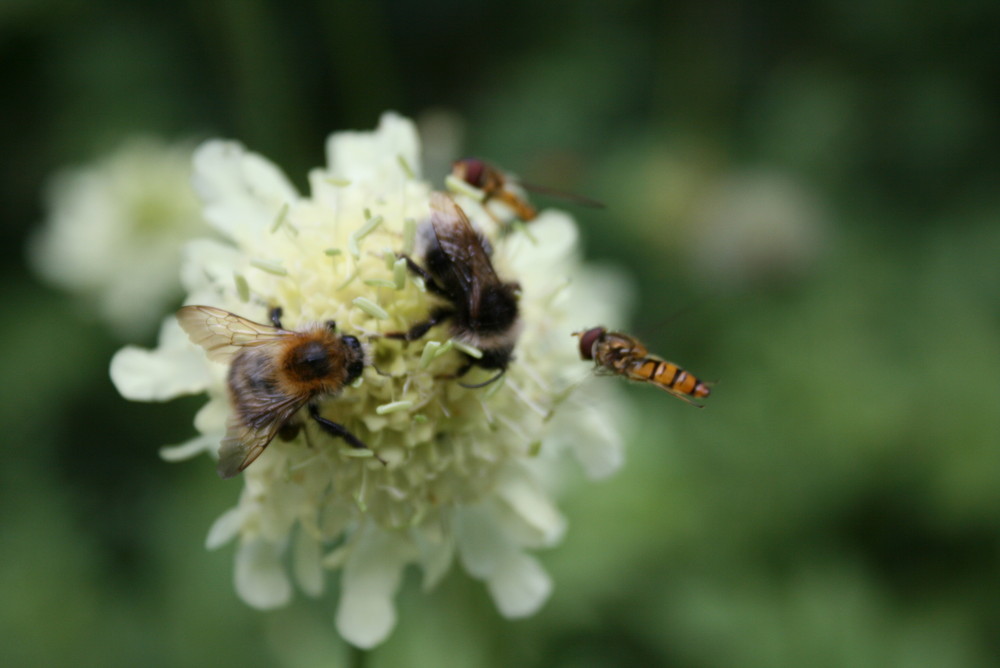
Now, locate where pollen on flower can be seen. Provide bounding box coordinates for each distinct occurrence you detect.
[110,112,632,649]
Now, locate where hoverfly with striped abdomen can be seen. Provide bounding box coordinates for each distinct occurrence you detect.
[574,327,711,407]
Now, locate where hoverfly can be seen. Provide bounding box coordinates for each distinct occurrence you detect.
[451,157,603,224]
[575,327,711,406]
[389,192,521,386]
[176,305,372,478]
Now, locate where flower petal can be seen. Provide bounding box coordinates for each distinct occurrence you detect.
[325,112,421,190]
[109,319,211,401]
[293,526,324,597]
[493,463,567,547]
[192,140,298,244]
[454,504,506,579]
[335,525,416,649]
[206,506,244,550]
[487,551,553,618]
[551,387,628,480]
[412,520,455,591]
[159,433,215,462]
[234,537,291,609]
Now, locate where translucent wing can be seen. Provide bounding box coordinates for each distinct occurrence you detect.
[519,180,605,209]
[176,305,290,363]
[428,192,500,316]
[216,394,305,478]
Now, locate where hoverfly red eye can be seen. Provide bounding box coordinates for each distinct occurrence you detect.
[577,327,604,360]
[455,158,487,188]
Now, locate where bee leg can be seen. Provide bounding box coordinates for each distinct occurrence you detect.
[307,403,386,465]
[384,306,455,341]
[398,254,449,297]
[435,359,473,381]
[277,421,301,442]
[270,306,284,329]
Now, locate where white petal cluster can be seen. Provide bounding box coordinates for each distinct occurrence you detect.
[111,113,629,648]
[29,138,204,336]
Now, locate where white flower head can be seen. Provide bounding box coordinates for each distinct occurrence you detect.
[29,138,205,337]
[111,113,630,648]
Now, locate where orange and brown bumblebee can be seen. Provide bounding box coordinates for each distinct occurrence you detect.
[389,192,521,385]
[451,157,604,223]
[176,305,371,478]
[575,327,711,407]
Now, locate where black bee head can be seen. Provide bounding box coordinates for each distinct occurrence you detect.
[341,335,365,384]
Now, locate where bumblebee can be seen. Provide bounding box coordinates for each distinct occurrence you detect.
[177,305,372,477]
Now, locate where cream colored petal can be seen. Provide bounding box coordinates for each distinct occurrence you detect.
[159,433,215,463]
[487,550,552,618]
[193,396,229,436]
[334,525,416,649]
[324,112,421,191]
[234,537,291,610]
[412,523,455,591]
[179,238,243,294]
[293,526,324,597]
[548,387,628,480]
[109,318,211,401]
[454,504,505,579]
[503,210,579,270]
[192,140,299,244]
[493,463,567,547]
[205,506,245,550]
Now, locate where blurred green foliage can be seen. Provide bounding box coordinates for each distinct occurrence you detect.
[3,1,999,666]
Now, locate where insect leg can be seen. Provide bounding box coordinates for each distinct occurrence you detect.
[437,359,473,381]
[307,403,386,464]
[270,306,284,329]
[384,306,455,341]
[398,254,449,297]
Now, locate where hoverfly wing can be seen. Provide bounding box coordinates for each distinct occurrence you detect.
[518,180,605,209]
[177,305,289,363]
[216,396,304,478]
[428,192,500,313]
[654,384,706,408]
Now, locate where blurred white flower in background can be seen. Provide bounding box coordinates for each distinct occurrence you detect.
[688,170,828,288]
[29,138,205,337]
[110,113,630,648]
[600,140,829,289]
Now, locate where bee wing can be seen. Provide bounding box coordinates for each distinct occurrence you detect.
[216,396,305,478]
[176,305,289,363]
[428,192,500,314]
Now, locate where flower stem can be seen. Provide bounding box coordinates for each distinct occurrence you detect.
[347,644,369,668]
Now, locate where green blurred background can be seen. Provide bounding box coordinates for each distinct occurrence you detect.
[3,1,1000,666]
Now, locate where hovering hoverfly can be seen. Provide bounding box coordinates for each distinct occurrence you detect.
[388,192,521,386]
[176,305,372,478]
[451,157,603,223]
[574,327,711,407]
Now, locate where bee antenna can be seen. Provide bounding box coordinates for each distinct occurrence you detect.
[325,320,337,332]
[458,369,506,389]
